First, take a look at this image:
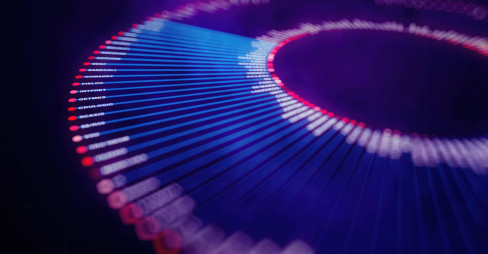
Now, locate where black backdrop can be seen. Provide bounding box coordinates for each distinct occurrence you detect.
[5,1,186,253]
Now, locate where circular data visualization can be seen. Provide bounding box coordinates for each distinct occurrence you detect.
[67,1,488,253]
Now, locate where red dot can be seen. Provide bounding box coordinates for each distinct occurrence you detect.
[132,23,138,28]
[72,82,80,86]
[68,107,76,111]
[342,117,349,122]
[70,90,78,94]
[105,40,112,44]
[83,62,90,66]
[153,230,182,254]
[75,75,82,79]
[76,146,88,154]
[69,125,79,131]
[358,122,366,128]
[81,156,94,167]
[350,120,358,126]
[99,45,106,49]
[320,109,327,114]
[93,50,100,54]
[327,112,335,117]
[96,179,114,194]
[68,116,77,121]
[72,135,82,142]
[111,35,118,40]
[118,31,125,36]
[79,68,86,72]
[119,203,143,224]
[68,98,76,102]
[88,56,95,60]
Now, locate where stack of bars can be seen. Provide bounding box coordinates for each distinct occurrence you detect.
[67,17,488,254]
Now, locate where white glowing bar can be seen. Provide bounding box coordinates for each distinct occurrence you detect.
[77,103,113,110]
[400,135,412,153]
[79,115,105,122]
[276,97,294,104]
[281,105,308,118]
[289,109,315,123]
[88,136,130,151]
[389,133,402,159]
[306,116,329,131]
[119,183,183,224]
[277,99,296,107]
[105,177,160,208]
[366,130,382,154]
[307,112,322,122]
[100,153,148,176]
[281,240,314,254]
[338,122,355,136]
[466,139,488,172]
[356,128,372,147]
[332,119,346,131]
[250,239,282,254]
[345,125,363,144]
[94,147,128,162]
[411,136,428,167]
[184,224,226,254]
[433,138,452,165]
[212,231,254,254]
[312,117,338,136]
[423,138,440,167]
[453,139,485,173]
[170,215,203,246]
[135,196,196,240]
[377,130,392,158]
[444,139,467,168]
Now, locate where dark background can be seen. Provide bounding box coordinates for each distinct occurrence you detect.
[5,0,488,253]
[5,1,183,253]
[275,28,488,137]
